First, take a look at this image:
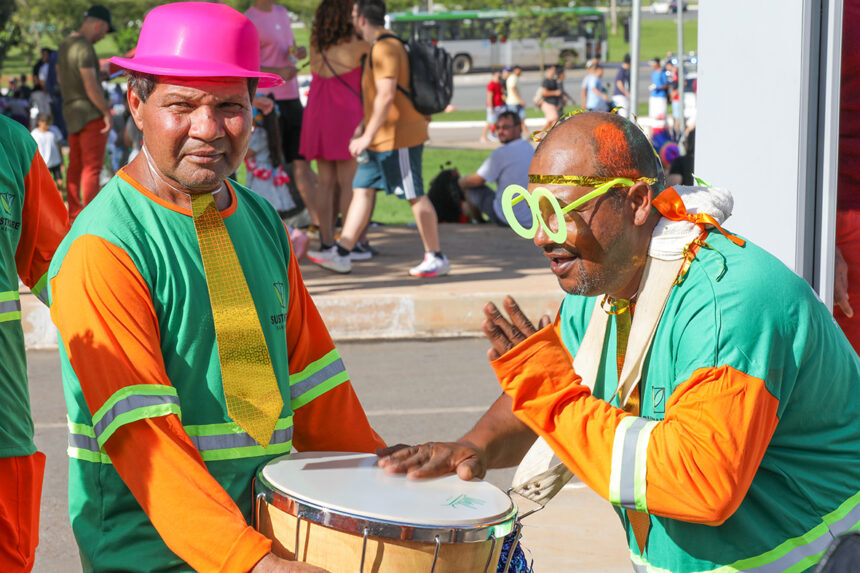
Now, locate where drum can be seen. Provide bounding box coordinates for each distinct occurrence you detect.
[254,451,518,573]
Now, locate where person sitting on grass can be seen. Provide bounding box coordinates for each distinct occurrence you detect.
[458,110,534,227]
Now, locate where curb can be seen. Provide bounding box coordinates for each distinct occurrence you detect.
[313,290,563,341]
[20,287,563,348]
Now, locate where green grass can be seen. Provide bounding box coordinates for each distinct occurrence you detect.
[432,107,544,123]
[235,148,491,225]
[371,147,490,224]
[607,18,698,63]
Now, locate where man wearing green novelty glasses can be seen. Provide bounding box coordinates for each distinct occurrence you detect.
[379,111,860,572]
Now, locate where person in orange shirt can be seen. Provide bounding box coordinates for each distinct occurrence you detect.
[0,113,69,572]
[47,4,383,572]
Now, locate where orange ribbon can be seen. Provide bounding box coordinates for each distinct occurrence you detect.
[652,187,745,247]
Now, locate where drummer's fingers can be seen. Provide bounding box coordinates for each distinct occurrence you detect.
[482,317,513,357]
[375,444,410,459]
[379,444,433,473]
[405,445,462,479]
[456,457,487,481]
[483,302,521,343]
[503,296,537,336]
[538,313,552,329]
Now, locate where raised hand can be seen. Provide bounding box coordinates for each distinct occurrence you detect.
[482,296,552,361]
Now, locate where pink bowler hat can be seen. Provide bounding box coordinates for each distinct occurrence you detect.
[108,2,282,88]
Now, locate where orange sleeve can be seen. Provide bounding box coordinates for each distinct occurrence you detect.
[16,148,68,296]
[492,325,780,525]
[282,233,385,453]
[50,236,271,572]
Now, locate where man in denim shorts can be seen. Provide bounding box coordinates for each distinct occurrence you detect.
[308,0,449,277]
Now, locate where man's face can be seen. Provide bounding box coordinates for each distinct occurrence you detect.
[528,146,637,296]
[91,20,109,43]
[352,4,365,39]
[495,117,520,144]
[129,77,253,192]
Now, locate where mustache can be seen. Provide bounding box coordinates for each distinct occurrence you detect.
[543,245,580,258]
[182,146,226,156]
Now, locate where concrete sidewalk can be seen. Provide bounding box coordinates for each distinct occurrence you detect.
[300,224,564,340]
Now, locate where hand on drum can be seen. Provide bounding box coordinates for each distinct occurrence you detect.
[377,442,487,480]
[483,296,552,361]
[252,553,331,573]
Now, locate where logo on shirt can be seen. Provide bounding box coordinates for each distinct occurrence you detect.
[273,282,286,309]
[0,193,20,232]
[652,386,666,415]
[270,281,287,330]
[0,193,14,214]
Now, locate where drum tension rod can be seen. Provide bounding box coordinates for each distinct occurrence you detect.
[483,536,498,573]
[294,512,304,562]
[359,527,369,573]
[501,523,522,573]
[430,536,441,573]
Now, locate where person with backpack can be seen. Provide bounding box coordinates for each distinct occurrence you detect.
[311,0,450,277]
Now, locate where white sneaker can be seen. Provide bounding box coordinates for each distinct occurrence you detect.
[307,245,351,274]
[409,253,450,278]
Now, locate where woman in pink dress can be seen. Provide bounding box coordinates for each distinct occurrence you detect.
[300,0,369,252]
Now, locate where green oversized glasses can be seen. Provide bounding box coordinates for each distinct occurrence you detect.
[501,175,657,243]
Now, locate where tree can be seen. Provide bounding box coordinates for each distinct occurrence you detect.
[0,0,20,71]
[495,0,580,71]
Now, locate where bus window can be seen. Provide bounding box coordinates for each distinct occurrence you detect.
[392,21,414,39]
[419,21,440,43]
[442,20,460,41]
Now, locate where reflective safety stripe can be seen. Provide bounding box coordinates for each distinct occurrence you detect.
[67,419,112,464]
[92,385,181,448]
[627,488,860,572]
[185,416,294,462]
[290,349,349,408]
[731,488,860,573]
[68,415,295,464]
[609,416,658,511]
[0,291,21,323]
[30,273,49,305]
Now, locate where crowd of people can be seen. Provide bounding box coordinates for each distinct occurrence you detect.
[1,2,860,573]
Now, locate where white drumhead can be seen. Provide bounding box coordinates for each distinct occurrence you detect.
[260,451,514,527]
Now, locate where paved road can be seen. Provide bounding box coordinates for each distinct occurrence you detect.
[29,339,629,572]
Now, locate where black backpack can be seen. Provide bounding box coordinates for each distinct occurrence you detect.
[370,33,453,116]
[427,167,464,223]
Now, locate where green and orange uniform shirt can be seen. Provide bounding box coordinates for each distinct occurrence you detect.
[493,231,860,572]
[0,114,69,571]
[48,170,384,572]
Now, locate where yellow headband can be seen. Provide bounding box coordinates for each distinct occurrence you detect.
[528,175,658,186]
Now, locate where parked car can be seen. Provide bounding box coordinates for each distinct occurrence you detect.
[650,1,670,14]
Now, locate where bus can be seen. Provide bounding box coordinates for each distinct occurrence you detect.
[387,8,608,74]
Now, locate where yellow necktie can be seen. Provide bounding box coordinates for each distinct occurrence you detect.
[609,298,650,554]
[191,191,284,447]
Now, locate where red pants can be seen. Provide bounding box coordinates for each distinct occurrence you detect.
[66,117,109,223]
[0,452,45,572]
[836,209,860,354]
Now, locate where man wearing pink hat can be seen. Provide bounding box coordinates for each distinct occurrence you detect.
[47,3,383,572]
